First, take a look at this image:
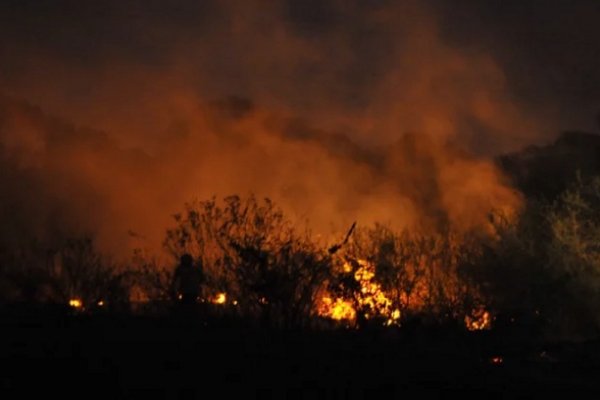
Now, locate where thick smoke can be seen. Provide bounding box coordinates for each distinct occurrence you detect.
[0,0,571,256]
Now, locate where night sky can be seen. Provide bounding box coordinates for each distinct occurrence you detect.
[1,0,599,135]
[0,0,599,254]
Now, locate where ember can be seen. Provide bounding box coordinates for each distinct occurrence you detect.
[69,299,83,309]
[465,308,492,331]
[213,293,227,305]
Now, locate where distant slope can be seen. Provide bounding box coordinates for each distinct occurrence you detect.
[499,131,600,200]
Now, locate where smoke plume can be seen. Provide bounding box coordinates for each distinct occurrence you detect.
[2,0,579,256]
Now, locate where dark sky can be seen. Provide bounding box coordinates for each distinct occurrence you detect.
[0,0,599,136]
[437,0,600,131]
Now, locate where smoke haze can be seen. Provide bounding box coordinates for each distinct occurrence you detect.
[1,0,597,256]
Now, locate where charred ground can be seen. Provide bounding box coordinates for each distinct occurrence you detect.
[3,304,600,398]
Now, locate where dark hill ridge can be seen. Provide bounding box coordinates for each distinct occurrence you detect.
[499,131,600,200]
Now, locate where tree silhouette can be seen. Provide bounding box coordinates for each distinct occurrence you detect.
[164,195,331,328]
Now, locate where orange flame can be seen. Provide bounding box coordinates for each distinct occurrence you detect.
[213,292,227,305]
[69,298,83,309]
[465,308,492,331]
[319,296,356,321]
[319,259,401,326]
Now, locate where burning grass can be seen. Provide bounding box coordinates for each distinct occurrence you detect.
[3,195,495,331]
[9,185,600,340]
[317,258,401,326]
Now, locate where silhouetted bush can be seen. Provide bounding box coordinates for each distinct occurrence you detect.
[330,225,482,327]
[0,240,55,304]
[129,249,174,312]
[0,236,131,312]
[6,182,600,339]
[164,195,331,328]
[471,176,600,339]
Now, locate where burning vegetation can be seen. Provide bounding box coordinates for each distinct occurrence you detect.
[465,307,492,331]
[318,258,401,327]
[68,298,83,309]
[0,92,526,331]
[136,195,498,330]
[213,292,227,305]
[1,2,600,395]
[3,172,600,339]
[1,0,599,347]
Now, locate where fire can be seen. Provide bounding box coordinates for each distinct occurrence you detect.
[465,307,492,331]
[213,292,227,305]
[319,259,401,326]
[69,298,83,309]
[319,296,356,321]
[353,259,401,325]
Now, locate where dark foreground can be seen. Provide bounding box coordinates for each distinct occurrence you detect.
[2,305,600,399]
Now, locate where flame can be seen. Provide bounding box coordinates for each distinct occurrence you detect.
[69,298,83,308]
[213,292,227,305]
[319,296,356,321]
[354,259,400,325]
[319,259,401,326]
[465,307,492,331]
[320,259,496,330]
[97,300,104,307]
[388,309,401,324]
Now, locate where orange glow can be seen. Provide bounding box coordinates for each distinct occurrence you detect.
[465,308,492,331]
[342,262,353,273]
[69,299,83,309]
[319,296,356,321]
[353,259,401,325]
[213,292,227,305]
[0,0,533,267]
[491,356,503,364]
[319,259,401,326]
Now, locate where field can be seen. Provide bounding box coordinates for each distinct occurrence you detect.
[2,305,599,398]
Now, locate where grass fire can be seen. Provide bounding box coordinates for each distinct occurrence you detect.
[2,0,600,397]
